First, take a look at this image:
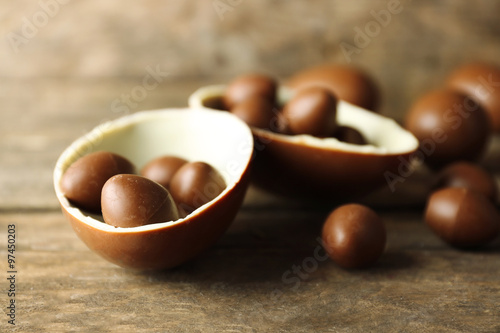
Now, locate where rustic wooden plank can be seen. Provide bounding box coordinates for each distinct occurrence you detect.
[1,210,499,332]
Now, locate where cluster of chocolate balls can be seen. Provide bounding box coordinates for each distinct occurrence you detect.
[223,74,368,145]
[61,151,226,228]
[404,63,500,250]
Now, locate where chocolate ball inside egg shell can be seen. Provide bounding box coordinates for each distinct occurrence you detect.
[230,96,277,129]
[287,64,380,111]
[425,187,500,248]
[60,151,135,213]
[140,156,188,189]
[223,74,277,110]
[101,174,180,228]
[405,89,491,169]
[446,63,500,132]
[282,86,338,137]
[169,161,227,213]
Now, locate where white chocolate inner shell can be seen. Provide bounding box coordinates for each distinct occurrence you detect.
[189,85,419,155]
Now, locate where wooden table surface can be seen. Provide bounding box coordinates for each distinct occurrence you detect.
[2,79,500,333]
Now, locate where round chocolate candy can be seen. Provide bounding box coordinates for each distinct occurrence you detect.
[446,63,500,132]
[140,156,188,189]
[333,126,367,145]
[60,151,135,212]
[101,174,179,228]
[434,161,497,202]
[287,64,380,111]
[322,204,386,269]
[282,86,338,137]
[169,162,226,212]
[405,89,491,169]
[425,187,500,248]
[230,96,276,129]
[223,74,277,109]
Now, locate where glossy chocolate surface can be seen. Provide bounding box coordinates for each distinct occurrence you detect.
[101,174,179,228]
[223,74,277,109]
[287,64,379,111]
[425,187,500,248]
[230,96,276,129]
[405,89,491,169]
[60,151,135,212]
[322,204,386,269]
[434,161,497,202]
[140,156,188,189]
[282,87,338,137]
[170,162,227,212]
[446,63,500,132]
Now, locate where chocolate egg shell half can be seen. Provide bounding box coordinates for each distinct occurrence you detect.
[189,85,419,200]
[54,108,253,270]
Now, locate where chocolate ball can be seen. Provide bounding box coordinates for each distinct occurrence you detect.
[333,126,367,145]
[282,87,338,137]
[140,156,188,189]
[322,204,386,269]
[101,174,179,228]
[230,96,276,129]
[425,188,499,248]
[60,151,135,212]
[287,64,379,111]
[434,161,497,202]
[169,162,227,212]
[446,63,500,132]
[224,74,277,109]
[405,89,491,169]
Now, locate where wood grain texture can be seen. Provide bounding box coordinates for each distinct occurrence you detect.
[2,1,500,331]
[2,210,500,332]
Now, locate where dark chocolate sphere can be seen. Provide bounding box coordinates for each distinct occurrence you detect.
[60,151,136,212]
[446,63,500,132]
[282,87,338,137]
[405,89,491,169]
[169,162,226,212]
[322,204,386,269]
[230,96,276,129]
[425,187,500,248]
[140,156,188,189]
[101,174,179,228]
[434,161,497,202]
[287,65,379,111]
[224,74,277,109]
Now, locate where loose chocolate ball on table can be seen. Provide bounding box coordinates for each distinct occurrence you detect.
[60,151,135,213]
[169,161,227,213]
[405,89,491,169]
[425,187,500,248]
[287,64,380,111]
[333,126,367,145]
[223,74,277,110]
[322,204,386,269]
[101,174,179,228]
[446,63,500,132]
[230,96,276,129]
[434,161,497,202]
[140,156,188,189]
[282,86,338,137]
